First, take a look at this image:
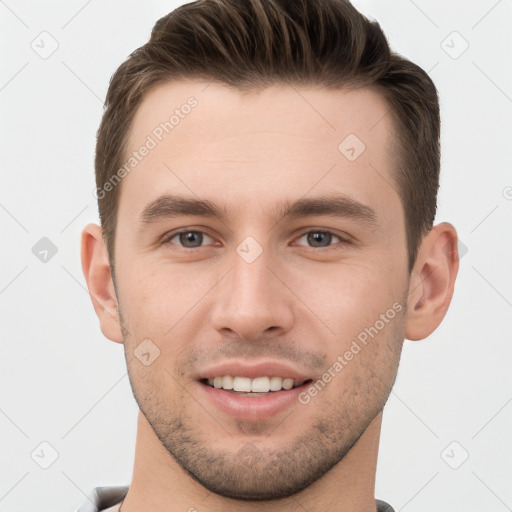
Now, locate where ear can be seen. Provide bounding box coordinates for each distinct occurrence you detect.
[405,222,459,341]
[81,223,123,343]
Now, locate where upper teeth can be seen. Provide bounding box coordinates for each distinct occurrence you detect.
[208,376,304,392]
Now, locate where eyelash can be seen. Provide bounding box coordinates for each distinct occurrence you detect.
[161,228,349,250]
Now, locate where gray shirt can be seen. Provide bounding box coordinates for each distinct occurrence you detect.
[75,486,396,511]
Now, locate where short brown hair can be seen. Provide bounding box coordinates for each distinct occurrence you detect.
[95,0,440,273]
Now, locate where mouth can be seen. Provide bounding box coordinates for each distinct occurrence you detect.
[197,374,314,421]
[196,361,315,420]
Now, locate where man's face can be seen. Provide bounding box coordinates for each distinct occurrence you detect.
[113,81,410,499]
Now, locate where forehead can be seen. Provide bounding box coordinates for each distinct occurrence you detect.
[128,80,392,154]
[119,80,400,226]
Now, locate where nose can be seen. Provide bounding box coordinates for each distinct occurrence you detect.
[210,244,295,341]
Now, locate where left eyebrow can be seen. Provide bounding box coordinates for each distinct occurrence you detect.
[138,192,377,226]
[275,193,377,225]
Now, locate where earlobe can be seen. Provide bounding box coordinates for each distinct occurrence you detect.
[81,223,124,343]
[404,222,459,341]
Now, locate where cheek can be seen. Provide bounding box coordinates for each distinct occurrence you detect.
[118,260,208,332]
[303,265,406,389]
[303,262,403,338]
[318,302,405,405]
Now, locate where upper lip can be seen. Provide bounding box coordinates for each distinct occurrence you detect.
[197,360,311,381]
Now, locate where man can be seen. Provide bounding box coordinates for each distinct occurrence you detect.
[79,0,459,510]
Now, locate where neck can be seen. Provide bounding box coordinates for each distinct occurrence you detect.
[120,411,382,512]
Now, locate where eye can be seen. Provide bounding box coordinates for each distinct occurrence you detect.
[295,230,345,249]
[163,230,216,249]
[161,228,348,251]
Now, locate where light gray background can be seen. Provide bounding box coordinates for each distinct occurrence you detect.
[1,0,511,510]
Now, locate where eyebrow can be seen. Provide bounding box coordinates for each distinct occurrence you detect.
[139,193,377,226]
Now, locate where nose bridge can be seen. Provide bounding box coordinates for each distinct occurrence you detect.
[211,236,294,338]
[232,243,274,303]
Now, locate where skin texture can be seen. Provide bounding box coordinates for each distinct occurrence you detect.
[81,81,459,512]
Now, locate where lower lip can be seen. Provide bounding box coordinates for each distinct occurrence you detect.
[198,381,309,421]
